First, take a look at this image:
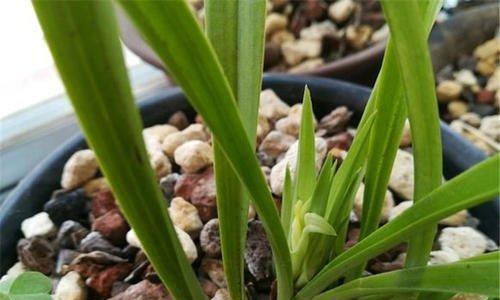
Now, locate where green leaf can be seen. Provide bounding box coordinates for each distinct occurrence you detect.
[9,272,51,295]
[308,152,334,214]
[31,1,205,299]
[353,0,442,281]
[313,256,500,300]
[294,86,317,203]
[282,166,294,239]
[205,1,266,299]
[381,0,443,268]
[116,2,293,299]
[0,293,10,300]
[296,154,500,299]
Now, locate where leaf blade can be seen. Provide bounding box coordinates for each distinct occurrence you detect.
[313,258,500,300]
[206,1,266,299]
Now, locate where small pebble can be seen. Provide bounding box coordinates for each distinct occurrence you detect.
[91,190,117,218]
[459,112,482,127]
[57,220,90,249]
[200,277,219,298]
[21,212,56,238]
[86,263,132,298]
[55,249,80,275]
[453,69,478,87]
[83,177,110,197]
[149,150,172,178]
[109,280,169,300]
[160,173,180,200]
[353,183,394,223]
[211,288,231,300]
[259,89,290,120]
[281,39,322,66]
[201,258,226,288]
[175,167,217,222]
[17,237,56,275]
[328,0,355,24]
[174,140,213,174]
[43,189,89,226]
[399,119,412,147]
[92,209,130,246]
[61,149,99,189]
[388,201,413,221]
[388,150,414,200]
[168,111,190,130]
[265,13,288,36]
[79,232,122,256]
[169,197,203,235]
[200,219,221,257]
[479,115,500,141]
[448,101,469,118]
[438,227,488,259]
[54,271,87,300]
[345,25,373,50]
[143,124,178,144]
[245,220,273,281]
[259,131,296,158]
[427,250,460,266]
[318,106,353,135]
[436,80,463,102]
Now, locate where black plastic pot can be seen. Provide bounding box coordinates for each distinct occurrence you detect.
[0,75,497,274]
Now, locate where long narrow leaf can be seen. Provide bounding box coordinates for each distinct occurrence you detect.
[31,2,205,299]
[381,0,443,268]
[313,257,499,300]
[294,87,317,203]
[117,2,293,299]
[205,1,266,299]
[353,0,442,280]
[296,154,500,299]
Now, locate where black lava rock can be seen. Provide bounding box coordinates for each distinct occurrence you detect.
[43,189,89,226]
[79,231,122,256]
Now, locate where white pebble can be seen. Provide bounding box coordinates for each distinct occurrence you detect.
[211,289,230,300]
[143,124,179,144]
[479,115,500,142]
[127,227,198,264]
[54,271,87,300]
[438,227,488,259]
[259,90,290,120]
[176,226,198,263]
[388,201,413,221]
[388,150,414,200]
[21,212,56,238]
[169,197,203,235]
[174,140,213,173]
[328,0,356,24]
[149,150,172,178]
[353,183,394,223]
[61,149,99,189]
[428,250,460,266]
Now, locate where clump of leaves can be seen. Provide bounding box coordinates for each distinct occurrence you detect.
[0,272,52,300]
[31,0,499,300]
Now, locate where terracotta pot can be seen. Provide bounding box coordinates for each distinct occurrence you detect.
[1,75,497,274]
